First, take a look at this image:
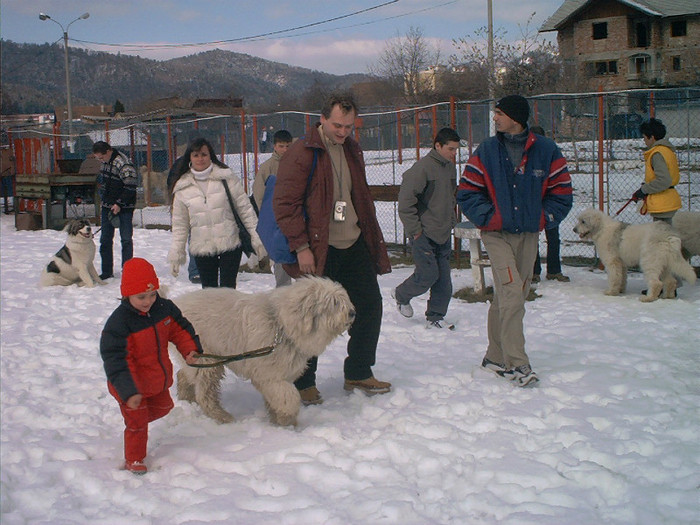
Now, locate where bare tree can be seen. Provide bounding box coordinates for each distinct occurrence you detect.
[452,13,561,98]
[369,26,441,105]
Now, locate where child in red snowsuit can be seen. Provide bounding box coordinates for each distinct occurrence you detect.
[100,257,202,474]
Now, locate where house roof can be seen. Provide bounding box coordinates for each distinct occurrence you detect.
[540,0,700,32]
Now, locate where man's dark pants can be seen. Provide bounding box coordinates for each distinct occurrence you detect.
[100,207,134,277]
[294,237,382,390]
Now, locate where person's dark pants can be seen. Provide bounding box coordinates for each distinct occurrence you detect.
[194,249,242,288]
[294,237,383,390]
[100,207,134,277]
[533,226,562,276]
[395,235,452,322]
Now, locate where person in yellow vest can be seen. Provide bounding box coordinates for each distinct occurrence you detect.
[631,118,681,224]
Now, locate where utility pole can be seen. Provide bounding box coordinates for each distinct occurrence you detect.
[488,0,495,135]
[39,12,90,148]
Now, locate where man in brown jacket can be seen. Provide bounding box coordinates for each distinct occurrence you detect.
[274,93,392,405]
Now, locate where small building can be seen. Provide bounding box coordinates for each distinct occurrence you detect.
[540,0,700,91]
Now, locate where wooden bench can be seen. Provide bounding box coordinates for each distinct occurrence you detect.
[454,221,490,294]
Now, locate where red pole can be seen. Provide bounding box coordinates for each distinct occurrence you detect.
[597,89,605,211]
[252,115,259,172]
[550,99,557,141]
[166,116,172,168]
[431,105,437,139]
[105,121,110,145]
[450,97,456,130]
[467,104,473,157]
[239,109,248,193]
[396,108,403,165]
[415,109,420,161]
[649,92,655,118]
[305,114,311,136]
[146,131,152,174]
[129,127,135,162]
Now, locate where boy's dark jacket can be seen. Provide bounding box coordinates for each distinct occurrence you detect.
[100,295,202,402]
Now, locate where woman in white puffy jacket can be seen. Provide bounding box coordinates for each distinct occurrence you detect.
[168,138,266,288]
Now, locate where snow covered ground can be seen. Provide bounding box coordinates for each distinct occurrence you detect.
[1,213,699,524]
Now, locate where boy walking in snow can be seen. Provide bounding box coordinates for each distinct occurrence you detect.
[100,258,202,474]
[394,127,461,328]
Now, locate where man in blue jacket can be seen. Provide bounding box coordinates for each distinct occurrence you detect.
[457,95,572,387]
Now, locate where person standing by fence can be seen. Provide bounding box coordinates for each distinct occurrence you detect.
[530,126,569,283]
[93,141,137,280]
[253,129,293,288]
[631,118,681,224]
[457,95,573,387]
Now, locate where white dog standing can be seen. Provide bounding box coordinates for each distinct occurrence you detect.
[573,208,696,301]
[173,276,355,426]
[40,219,105,288]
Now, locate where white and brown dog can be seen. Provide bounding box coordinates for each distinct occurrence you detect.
[40,219,105,288]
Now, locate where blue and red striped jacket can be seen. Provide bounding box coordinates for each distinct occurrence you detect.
[100,295,202,402]
[457,131,573,233]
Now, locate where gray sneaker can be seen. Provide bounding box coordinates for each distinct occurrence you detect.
[391,289,413,318]
[511,364,539,387]
[481,357,514,378]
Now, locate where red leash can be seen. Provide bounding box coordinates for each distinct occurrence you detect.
[614,197,635,216]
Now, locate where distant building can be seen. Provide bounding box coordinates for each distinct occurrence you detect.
[540,0,700,91]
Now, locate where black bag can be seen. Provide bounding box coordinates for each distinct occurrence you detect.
[222,180,254,257]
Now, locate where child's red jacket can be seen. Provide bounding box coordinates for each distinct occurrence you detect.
[100,295,202,402]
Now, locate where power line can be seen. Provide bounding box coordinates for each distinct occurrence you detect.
[73,0,399,50]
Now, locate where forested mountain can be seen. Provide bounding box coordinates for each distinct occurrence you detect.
[0,40,371,114]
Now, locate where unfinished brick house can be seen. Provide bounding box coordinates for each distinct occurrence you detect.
[540,0,700,91]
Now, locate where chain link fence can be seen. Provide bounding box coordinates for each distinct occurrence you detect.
[6,88,699,264]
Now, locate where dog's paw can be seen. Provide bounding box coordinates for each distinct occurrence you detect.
[639,294,658,303]
[604,290,620,296]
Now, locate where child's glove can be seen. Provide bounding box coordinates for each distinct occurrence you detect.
[631,188,646,202]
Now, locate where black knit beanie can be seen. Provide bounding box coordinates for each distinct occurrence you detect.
[496,95,530,128]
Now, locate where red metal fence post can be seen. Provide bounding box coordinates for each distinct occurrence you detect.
[597,90,605,211]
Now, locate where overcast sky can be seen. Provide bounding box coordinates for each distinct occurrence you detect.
[1,0,564,75]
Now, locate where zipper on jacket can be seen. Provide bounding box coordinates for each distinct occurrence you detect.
[146,312,169,392]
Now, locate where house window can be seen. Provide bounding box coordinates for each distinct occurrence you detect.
[630,54,650,75]
[593,22,608,40]
[635,22,649,47]
[672,56,681,71]
[595,61,618,75]
[671,20,687,37]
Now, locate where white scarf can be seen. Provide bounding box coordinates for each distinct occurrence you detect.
[191,164,213,180]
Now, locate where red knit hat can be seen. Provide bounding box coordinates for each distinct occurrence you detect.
[121,258,159,297]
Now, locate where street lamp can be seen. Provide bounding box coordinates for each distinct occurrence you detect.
[39,12,90,144]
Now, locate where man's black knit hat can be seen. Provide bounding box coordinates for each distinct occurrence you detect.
[496,95,530,128]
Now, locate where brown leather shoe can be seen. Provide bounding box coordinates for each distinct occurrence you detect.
[546,273,570,282]
[343,376,391,395]
[299,386,323,406]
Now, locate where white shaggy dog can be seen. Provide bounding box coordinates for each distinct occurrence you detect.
[573,208,696,301]
[173,276,355,426]
[672,211,700,259]
[39,219,104,288]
